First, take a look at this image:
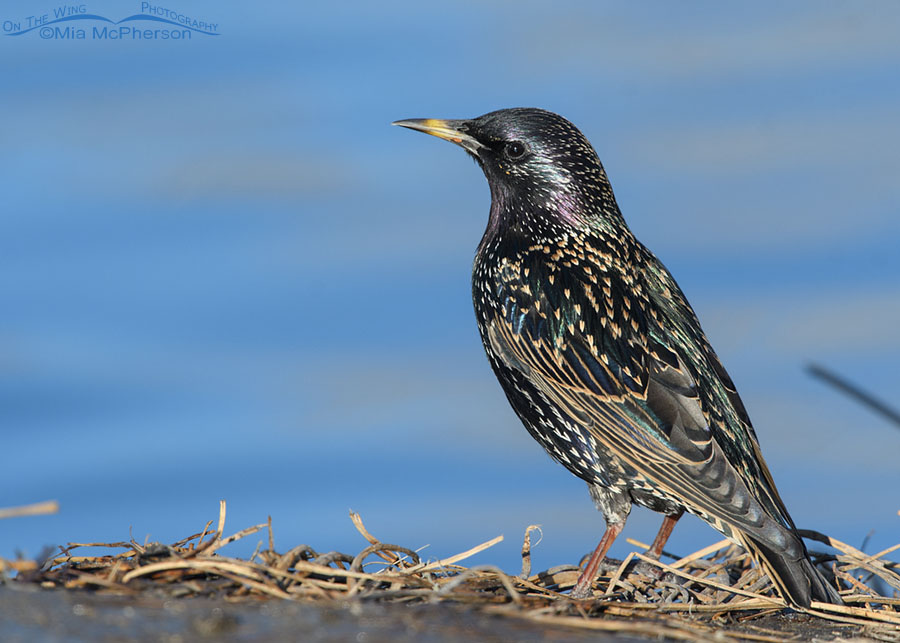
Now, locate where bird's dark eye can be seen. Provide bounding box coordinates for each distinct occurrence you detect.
[504,141,527,160]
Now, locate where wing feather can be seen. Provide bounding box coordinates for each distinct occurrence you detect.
[485,253,793,543]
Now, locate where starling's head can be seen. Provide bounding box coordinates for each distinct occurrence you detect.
[394,108,624,235]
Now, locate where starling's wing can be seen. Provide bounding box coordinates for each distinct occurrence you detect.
[703,345,798,527]
[486,259,795,544]
[642,261,799,531]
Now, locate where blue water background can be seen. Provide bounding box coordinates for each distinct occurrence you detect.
[2,1,899,572]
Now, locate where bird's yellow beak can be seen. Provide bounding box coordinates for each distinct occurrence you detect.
[392,118,485,155]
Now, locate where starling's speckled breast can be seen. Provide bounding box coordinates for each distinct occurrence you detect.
[474,230,647,482]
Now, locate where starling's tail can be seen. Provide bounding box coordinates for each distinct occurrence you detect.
[745,532,843,607]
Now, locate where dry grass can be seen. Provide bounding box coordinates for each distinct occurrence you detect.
[4,500,900,642]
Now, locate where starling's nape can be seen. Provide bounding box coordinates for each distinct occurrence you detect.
[394,108,843,607]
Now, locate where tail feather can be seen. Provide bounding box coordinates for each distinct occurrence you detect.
[745,534,843,607]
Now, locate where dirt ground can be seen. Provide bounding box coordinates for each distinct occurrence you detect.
[3,584,894,643]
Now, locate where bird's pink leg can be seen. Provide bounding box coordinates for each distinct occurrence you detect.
[647,510,683,559]
[571,522,624,598]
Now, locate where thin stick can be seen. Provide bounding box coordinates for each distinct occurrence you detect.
[401,535,504,574]
[510,613,728,643]
[349,511,400,565]
[808,602,900,626]
[203,523,267,556]
[669,539,731,569]
[807,363,900,428]
[797,529,869,559]
[0,500,59,520]
[606,551,635,594]
[520,524,541,578]
[862,542,900,564]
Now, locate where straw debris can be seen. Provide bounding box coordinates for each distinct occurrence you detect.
[4,500,899,641]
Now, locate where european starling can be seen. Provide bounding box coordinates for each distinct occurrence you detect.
[393,108,842,607]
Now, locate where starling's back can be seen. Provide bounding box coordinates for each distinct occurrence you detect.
[395,108,841,607]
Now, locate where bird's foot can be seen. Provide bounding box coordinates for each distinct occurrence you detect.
[570,557,625,599]
[632,559,665,580]
[570,581,593,599]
